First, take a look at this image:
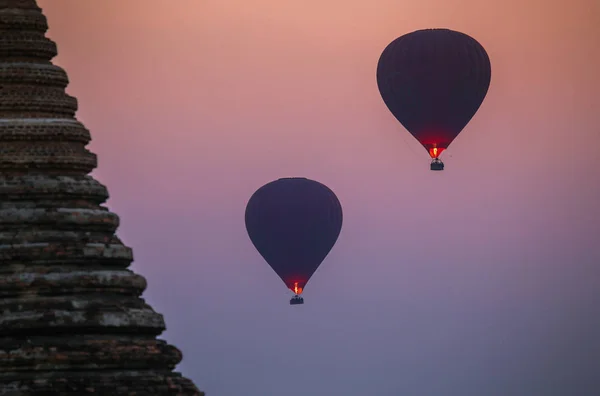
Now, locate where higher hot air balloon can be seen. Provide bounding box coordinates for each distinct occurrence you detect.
[376,28,491,170]
[245,178,343,305]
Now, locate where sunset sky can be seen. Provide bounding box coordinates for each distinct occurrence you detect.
[39,0,599,395]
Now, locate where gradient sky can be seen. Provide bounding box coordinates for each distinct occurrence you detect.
[39,1,600,395]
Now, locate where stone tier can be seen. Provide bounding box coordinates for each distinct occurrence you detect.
[0,63,69,87]
[0,207,119,231]
[0,87,77,115]
[0,267,145,297]
[0,240,133,265]
[0,119,90,142]
[0,142,96,174]
[0,3,46,31]
[0,0,43,14]
[0,335,183,371]
[0,30,56,62]
[0,294,166,336]
[0,370,199,395]
[0,175,106,202]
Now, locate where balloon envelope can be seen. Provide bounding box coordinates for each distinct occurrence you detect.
[245,178,343,294]
[376,28,491,158]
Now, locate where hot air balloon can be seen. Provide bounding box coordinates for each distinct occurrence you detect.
[245,178,343,305]
[376,28,491,170]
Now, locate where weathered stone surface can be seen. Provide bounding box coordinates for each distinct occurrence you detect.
[0,1,203,394]
[0,268,146,297]
[0,63,68,87]
[0,8,47,31]
[0,175,108,209]
[0,208,119,232]
[0,242,134,266]
[0,370,200,396]
[0,335,183,371]
[0,31,57,61]
[0,0,39,9]
[0,294,166,336]
[0,119,89,142]
[0,85,77,115]
[0,142,96,174]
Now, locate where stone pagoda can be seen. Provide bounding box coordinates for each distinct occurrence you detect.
[0,1,203,394]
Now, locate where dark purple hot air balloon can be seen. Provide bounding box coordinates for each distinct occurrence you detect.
[245,178,343,305]
[377,28,492,170]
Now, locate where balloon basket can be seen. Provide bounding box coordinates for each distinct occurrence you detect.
[290,295,304,305]
[430,159,444,171]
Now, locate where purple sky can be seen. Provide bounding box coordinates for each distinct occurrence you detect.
[39,0,600,394]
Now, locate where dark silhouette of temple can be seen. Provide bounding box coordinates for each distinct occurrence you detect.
[0,1,203,394]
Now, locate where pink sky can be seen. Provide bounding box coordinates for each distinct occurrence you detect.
[39,0,600,394]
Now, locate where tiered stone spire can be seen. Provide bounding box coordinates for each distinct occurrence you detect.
[0,1,203,394]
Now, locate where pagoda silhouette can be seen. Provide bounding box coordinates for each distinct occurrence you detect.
[0,1,203,394]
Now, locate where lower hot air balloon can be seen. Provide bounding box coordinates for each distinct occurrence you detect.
[376,28,492,170]
[245,178,343,305]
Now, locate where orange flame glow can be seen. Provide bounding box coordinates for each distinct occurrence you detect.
[293,282,303,295]
[428,146,445,159]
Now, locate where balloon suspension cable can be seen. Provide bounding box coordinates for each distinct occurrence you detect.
[400,133,421,160]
